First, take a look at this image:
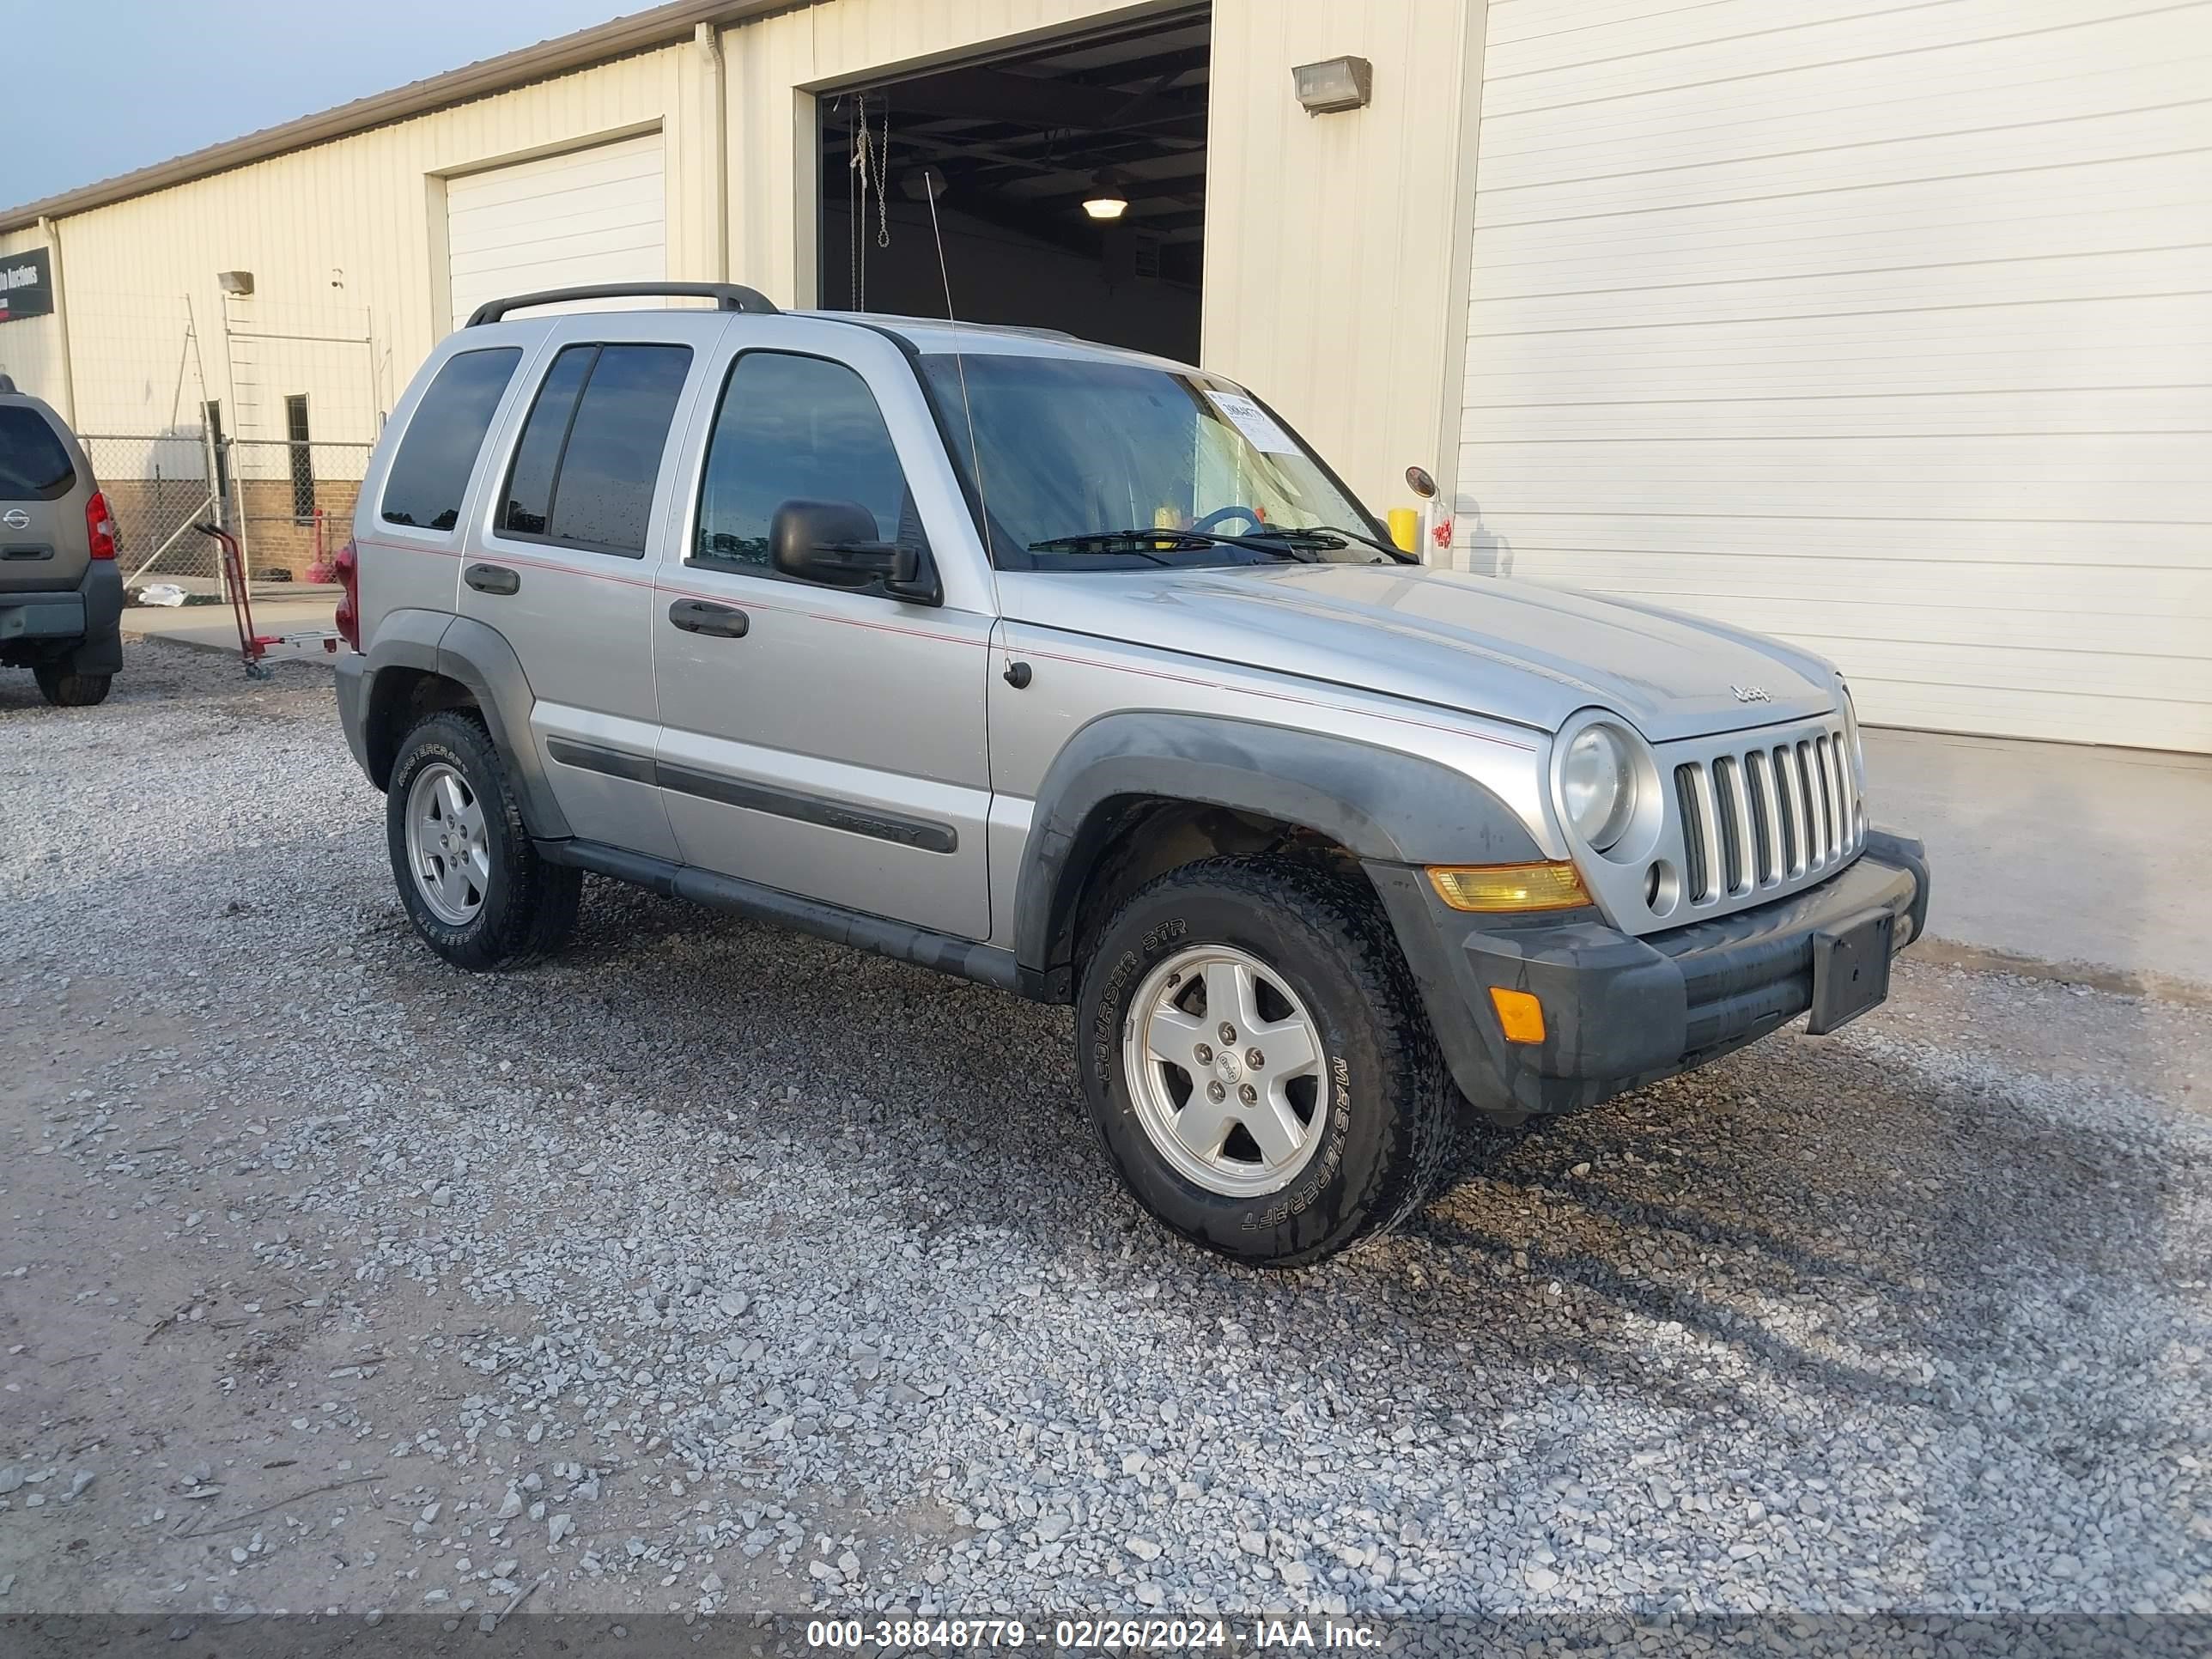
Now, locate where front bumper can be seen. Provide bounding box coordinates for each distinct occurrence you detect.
[1370,830,1931,1119]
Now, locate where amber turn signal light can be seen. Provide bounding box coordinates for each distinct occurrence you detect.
[1488,988,1547,1044]
[1426,861,1590,913]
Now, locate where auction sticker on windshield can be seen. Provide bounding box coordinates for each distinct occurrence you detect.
[1204,388,1300,454]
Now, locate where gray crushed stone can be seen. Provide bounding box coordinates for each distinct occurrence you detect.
[1,643,2207,1627]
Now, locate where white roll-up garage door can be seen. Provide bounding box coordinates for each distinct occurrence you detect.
[446,132,666,328]
[1457,1,2212,751]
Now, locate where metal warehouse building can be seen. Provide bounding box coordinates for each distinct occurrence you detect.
[3,0,2206,750]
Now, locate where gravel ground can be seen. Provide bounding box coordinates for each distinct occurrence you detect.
[3,643,2209,1631]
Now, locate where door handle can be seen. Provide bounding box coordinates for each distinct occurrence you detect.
[668,598,749,638]
[464,563,520,596]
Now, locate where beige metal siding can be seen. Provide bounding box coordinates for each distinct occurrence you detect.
[1456,0,2212,752]
[1203,0,1485,517]
[40,45,714,443]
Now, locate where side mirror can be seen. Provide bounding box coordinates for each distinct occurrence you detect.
[768,498,935,601]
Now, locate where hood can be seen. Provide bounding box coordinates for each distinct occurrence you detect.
[1000,562,1837,742]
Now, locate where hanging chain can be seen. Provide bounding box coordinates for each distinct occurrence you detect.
[870,104,891,250]
[852,95,893,307]
[847,96,862,310]
[842,93,895,310]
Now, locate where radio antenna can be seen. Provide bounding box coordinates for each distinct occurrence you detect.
[921,172,1006,635]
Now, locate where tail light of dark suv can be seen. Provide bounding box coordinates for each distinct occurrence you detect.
[86,491,118,559]
[333,538,361,652]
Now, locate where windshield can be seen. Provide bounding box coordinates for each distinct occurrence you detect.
[919,353,1389,568]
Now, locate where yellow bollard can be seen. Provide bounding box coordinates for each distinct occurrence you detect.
[1387,507,1419,553]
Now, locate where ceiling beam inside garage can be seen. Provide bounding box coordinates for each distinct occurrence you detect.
[848,129,1204,250]
[877,65,1207,134]
[995,149,1211,201]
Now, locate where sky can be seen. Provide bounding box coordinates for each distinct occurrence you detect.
[3,0,635,210]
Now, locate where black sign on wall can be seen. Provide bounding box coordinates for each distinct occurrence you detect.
[0,248,54,324]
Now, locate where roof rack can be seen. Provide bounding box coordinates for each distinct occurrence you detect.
[465,282,779,327]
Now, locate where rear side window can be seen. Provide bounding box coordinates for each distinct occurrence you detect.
[380,348,520,532]
[497,343,692,556]
[0,406,76,500]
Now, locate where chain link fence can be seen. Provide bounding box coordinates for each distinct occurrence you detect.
[81,432,222,586]
[82,429,370,593]
[226,435,371,586]
[47,289,383,599]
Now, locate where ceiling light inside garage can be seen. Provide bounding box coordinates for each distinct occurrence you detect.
[1081,169,1131,220]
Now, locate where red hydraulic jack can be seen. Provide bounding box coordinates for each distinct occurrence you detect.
[195,522,343,679]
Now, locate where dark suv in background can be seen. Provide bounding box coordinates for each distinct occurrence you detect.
[0,374,122,706]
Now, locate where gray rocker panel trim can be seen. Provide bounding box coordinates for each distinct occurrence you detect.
[1013,710,1548,976]
[539,836,1040,995]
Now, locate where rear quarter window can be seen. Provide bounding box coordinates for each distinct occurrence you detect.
[0,406,76,500]
[380,348,521,532]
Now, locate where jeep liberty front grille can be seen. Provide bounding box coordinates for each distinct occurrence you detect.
[1672,729,1860,906]
[1563,709,1864,937]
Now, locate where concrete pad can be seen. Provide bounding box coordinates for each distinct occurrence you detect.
[121,597,343,665]
[1868,726,2212,990]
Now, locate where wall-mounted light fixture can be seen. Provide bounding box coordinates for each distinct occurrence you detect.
[1292,57,1373,115]
[216,270,255,295]
[1081,168,1131,221]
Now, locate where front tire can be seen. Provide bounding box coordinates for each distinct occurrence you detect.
[386,711,580,971]
[34,665,112,707]
[1076,856,1455,1267]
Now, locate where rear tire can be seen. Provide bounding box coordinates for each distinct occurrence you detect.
[386,710,580,971]
[34,666,112,707]
[1076,856,1455,1267]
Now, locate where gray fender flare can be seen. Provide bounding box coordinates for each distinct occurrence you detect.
[362,610,570,839]
[1013,710,1546,980]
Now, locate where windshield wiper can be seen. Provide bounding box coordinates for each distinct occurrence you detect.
[1027,528,1321,564]
[1030,529,1215,555]
[1249,523,1409,562]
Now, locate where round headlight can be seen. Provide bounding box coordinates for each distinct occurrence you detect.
[1561,723,1636,851]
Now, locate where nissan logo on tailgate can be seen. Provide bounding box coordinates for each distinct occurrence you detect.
[2,509,30,530]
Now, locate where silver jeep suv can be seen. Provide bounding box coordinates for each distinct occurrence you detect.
[334,283,1929,1266]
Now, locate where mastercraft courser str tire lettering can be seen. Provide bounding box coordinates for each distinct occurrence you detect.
[1077,856,1455,1267]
